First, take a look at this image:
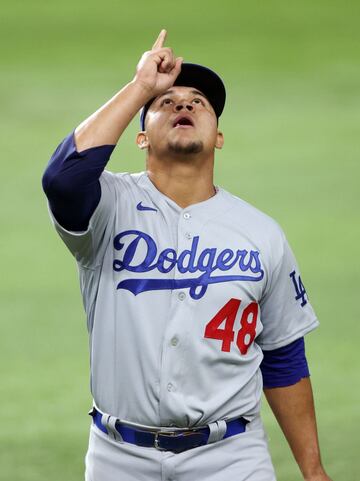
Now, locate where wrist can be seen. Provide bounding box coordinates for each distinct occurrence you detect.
[303,464,330,481]
[130,77,156,104]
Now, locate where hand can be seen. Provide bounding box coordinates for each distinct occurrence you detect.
[133,29,183,98]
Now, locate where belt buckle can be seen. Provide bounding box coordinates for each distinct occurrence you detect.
[154,430,178,450]
[154,429,203,452]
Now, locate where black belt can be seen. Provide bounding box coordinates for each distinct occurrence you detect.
[90,407,248,453]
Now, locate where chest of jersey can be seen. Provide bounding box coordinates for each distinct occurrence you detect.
[53,171,317,425]
[103,188,268,364]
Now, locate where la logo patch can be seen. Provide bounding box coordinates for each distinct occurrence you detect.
[289,270,308,307]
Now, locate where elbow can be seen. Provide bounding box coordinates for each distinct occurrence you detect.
[41,163,72,200]
[41,167,53,196]
[42,132,77,197]
[42,168,73,199]
[42,163,63,198]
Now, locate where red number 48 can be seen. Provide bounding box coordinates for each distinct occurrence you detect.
[204,298,258,355]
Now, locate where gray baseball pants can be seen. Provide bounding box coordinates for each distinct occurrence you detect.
[85,415,277,481]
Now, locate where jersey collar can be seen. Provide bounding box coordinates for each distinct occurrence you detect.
[137,171,230,221]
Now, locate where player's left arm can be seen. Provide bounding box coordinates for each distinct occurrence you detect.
[258,227,332,480]
[264,378,332,481]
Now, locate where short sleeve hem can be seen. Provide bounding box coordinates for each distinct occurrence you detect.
[258,317,319,351]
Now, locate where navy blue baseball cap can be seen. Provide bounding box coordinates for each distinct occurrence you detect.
[140,63,226,130]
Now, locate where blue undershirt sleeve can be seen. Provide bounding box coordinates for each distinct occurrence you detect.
[260,337,310,388]
[42,131,116,231]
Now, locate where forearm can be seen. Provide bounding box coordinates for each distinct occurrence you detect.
[74,30,182,151]
[74,80,152,151]
[264,378,329,480]
[43,29,182,230]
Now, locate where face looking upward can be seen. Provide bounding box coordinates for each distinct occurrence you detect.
[137,86,224,159]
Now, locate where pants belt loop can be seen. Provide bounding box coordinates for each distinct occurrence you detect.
[101,413,123,442]
[207,419,227,444]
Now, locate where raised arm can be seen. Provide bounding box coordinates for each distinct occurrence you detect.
[74,29,182,151]
[42,30,182,231]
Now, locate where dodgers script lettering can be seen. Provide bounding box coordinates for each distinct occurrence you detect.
[113,230,264,300]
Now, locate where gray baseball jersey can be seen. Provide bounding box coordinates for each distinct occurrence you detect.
[49,170,319,428]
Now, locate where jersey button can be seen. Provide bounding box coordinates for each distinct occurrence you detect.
[185,232,192,239]
[171,337,178,346]
[167,382,174,392]
[183,212,191,219]
[178,292,186,301]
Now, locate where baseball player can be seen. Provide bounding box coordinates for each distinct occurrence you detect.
[42,30,332,481]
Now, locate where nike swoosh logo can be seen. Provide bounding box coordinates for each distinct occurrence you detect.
[136,202,158,212]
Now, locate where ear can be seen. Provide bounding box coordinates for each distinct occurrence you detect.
[136,132,149,150]
[215,131,224,149]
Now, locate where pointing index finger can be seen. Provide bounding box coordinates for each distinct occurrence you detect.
[152,29,167,50]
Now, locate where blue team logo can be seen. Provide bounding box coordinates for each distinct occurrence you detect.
[112,230,264,300]
[289,270,308,307]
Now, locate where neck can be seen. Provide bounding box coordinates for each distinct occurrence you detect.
[146,154,216,209]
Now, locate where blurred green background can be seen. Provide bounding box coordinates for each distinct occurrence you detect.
[1,0,359,479]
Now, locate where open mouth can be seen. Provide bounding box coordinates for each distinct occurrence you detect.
[173,115,194,128]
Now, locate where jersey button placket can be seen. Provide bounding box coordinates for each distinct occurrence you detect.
[158,209,194,424]
[177,291,186,301]
[171,336,179,347]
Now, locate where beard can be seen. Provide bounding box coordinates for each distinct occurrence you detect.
[167,140,204,156]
